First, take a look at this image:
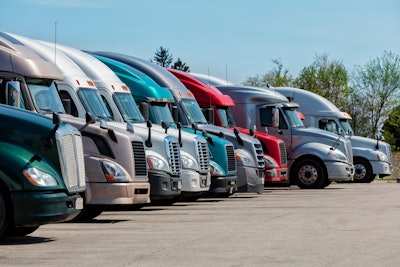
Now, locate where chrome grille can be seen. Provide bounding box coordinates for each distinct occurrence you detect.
[385,143,392,163]
[225,145,236,172]
[132,141,147,177]
[196,139,210,173]
[57,127,86,193]
[279,142,287,166]
[166,137,181,176]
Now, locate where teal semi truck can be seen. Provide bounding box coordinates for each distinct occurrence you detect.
[0,103,85,237]
[2,32,150,220]
[92,55,237,196]
[89,52,265,193]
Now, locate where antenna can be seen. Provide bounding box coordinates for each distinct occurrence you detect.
[54,21,57,64]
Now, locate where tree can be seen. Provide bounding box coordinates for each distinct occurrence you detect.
[351,50,400,137]
[243,59,294,87]
[383,105,400,151]
[153,46,173,67]
[295,53,351,110]
[171,58,190,72]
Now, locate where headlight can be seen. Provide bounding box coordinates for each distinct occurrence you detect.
[330,151,347,162]
[100,161,130,182]
[264,155,279,168]
[181,155,198,171]
[23,167,58,186]
[210,161,224,176]
[235,151,254,166]
[376,152,387,161]
[147,155,169,172]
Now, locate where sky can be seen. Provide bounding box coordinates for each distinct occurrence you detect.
[1,0,400,84]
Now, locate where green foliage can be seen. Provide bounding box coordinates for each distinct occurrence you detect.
[153,46,190,72]
[243,59,294,87]
[383,105,400,151]
[153,46,173,67]
[351,51,400,137]
[295,53,351,111]
[171,58,191,72]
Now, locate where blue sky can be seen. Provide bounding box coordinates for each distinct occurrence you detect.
[1,0,399,84]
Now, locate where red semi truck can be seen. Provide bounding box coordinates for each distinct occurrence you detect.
[168,69,288,185]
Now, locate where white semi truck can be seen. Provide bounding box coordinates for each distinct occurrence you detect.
[274,87,392,183]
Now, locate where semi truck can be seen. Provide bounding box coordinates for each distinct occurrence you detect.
[50,44,213,202]
[167,69,289,185]
[2,32,150,220]
[10,34,181,205]
[89,52,265,193]
[91,54,237,196]
[214,84,354,189]
[274,87,393,183]
[0,105,85,238]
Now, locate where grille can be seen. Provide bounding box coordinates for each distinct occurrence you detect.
[166,138,181,176]
[196,140,210,173]
[225,145,236,172]
[57,130,86,193]
[253,142,265,169]
[132,141,147,177]
[279,142,288,166]
[385,143,392,163]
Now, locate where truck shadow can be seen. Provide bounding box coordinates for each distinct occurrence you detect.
[0,236,55,245]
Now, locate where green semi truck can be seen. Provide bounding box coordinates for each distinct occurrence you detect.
[0,103,86,238]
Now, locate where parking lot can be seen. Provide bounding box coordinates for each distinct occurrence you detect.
[1,182,399,267]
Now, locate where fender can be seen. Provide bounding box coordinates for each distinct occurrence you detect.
[290,142,346,163]
[0,141,63,191]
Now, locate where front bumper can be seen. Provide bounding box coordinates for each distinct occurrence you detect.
[326,161,354,182]
[237,166,264,193]
[209,175,238,195]
[11,191,82,226]
[148,171,181,201]
[181,170,211,194]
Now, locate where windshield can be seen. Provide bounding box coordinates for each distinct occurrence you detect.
[283,108,304,128]
[217,107,236,128]
[114,92,145,123]
[77,88,111,120]
[27,78,65,114]
[339,119,353,135]
[150,102,175,125]
[181,98,208,124]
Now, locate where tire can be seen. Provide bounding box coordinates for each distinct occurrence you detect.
[5,226,39,237]
[0,192,11,238]
[69,205,105,222]
[292,158,327,189]
[353,158,375,183]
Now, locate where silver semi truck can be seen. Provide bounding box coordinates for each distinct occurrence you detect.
[274,87,392,183]
[215,85,354,189]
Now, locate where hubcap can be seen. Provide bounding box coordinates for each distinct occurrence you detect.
[354,163,366,181]
[298,165,318,185]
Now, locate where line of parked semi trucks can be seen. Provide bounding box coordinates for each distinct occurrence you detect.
[0,32,393,238]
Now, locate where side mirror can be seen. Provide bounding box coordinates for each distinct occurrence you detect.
[202,107,214,124]
[192,122,198,134]
[86,112,96,124]
[172,105,179,123]
[6,81,21,108]
[139,102,150,120]
[161,121,169,133]
[272,108,279,128]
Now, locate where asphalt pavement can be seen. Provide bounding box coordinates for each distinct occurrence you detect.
[1,182,399,267]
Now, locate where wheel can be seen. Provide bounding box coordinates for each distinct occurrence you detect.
[69,205,106,222]
[353,158,375,183]
[0,192,11,238]
[5,226,40,237]
[292,158,327,189]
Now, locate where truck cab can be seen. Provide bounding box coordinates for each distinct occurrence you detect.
[89,54,237,197]
[215,85,354,189]
[90,52,265,193]
[168,69,289,185]
[3,32,150,221]
[274,87,393,183]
